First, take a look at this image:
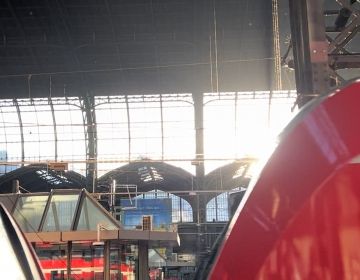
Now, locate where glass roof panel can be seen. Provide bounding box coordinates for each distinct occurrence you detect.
[162,99,195,174]
[35,170,72,185]
[42,194,79,232]
[13,195,48,233]
[129,100,162,159]
[21,104,41,160]
[54,102,86,176]
[137,166,164,183]
[204,97,236,174]
[77,196,119,231]
[96,101,129,176]
[0,106,21,168]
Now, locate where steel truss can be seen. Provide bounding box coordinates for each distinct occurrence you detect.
[288,0,360,107]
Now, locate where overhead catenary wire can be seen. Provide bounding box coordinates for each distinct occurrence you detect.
[0,57,275,79]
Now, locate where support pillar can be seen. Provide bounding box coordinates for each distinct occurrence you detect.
[288,0,330,107]
[193,92,207,265]
[14,99,24,166]
[49,98,58,161]
[66,241,72,280]
[138,240,149,280]
[81,95,98,192]
[104,241,111,280]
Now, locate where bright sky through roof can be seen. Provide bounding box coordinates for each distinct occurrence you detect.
[0,91,297,176]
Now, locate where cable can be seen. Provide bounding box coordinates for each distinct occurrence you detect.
[0,58,275,79]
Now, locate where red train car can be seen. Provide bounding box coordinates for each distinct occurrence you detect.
[39,255,134,280]
[209,80,360,279]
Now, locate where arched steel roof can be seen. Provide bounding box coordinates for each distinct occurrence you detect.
[0,164,87,193]
[203,158,257,202]
[98,161,196,194]
[98,159,257,205]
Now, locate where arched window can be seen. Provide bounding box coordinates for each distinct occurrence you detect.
[206,193,229,222]
[142,190,193,223]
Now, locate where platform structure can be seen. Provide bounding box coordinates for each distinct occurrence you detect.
[0,188,179,280]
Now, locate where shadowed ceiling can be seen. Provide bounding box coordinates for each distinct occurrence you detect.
[0,0,289,98]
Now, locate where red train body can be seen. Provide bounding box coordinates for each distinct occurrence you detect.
[40,257,133,280]
[209,80,360,279]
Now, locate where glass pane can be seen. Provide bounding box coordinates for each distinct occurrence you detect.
[0,109,7,162]
[204,97,236,174]
[129,100,162,159]
[180,198,193,222]
[77,196,119,230]
[0,106,21,164]
[216,193,229,221]
[269,91,297,135]
[96,101,129,176]
[236,97,269,156]
[13,196,48,233]
[0,105,21,173]
[43,194,79,231]
[206,192,229,222]
[17,100,56,162]
[21,105,41,160]
[162,99,195,174]
[206,198,217,222]
[54,102,86,175]
[171,195,181,223]
[35,104,55,160]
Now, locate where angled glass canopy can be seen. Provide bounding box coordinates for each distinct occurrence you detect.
[10,189,120,233]
[42,193,79,232]
[77,195,119,231]
[12,195,48,232]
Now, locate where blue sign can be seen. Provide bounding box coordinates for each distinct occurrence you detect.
[119,198,172,230]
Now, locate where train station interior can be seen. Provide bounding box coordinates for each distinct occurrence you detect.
[0,0,359,279]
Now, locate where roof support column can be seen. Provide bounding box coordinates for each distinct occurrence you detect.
[160,94,164,161]
[49,98,58,161]
[288,0,330,107]
[193,92,207,265]
[125,96,131,162]
[81,95,97,192]
[138,240,149,280]
[193,92,205,219]
[14,100,24,166]
[104,240,111,280]
[66,241,72,280]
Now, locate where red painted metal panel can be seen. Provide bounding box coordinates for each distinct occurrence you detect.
[209,80,360,279]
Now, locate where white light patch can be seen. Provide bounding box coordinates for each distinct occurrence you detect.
[0,217,26,280]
